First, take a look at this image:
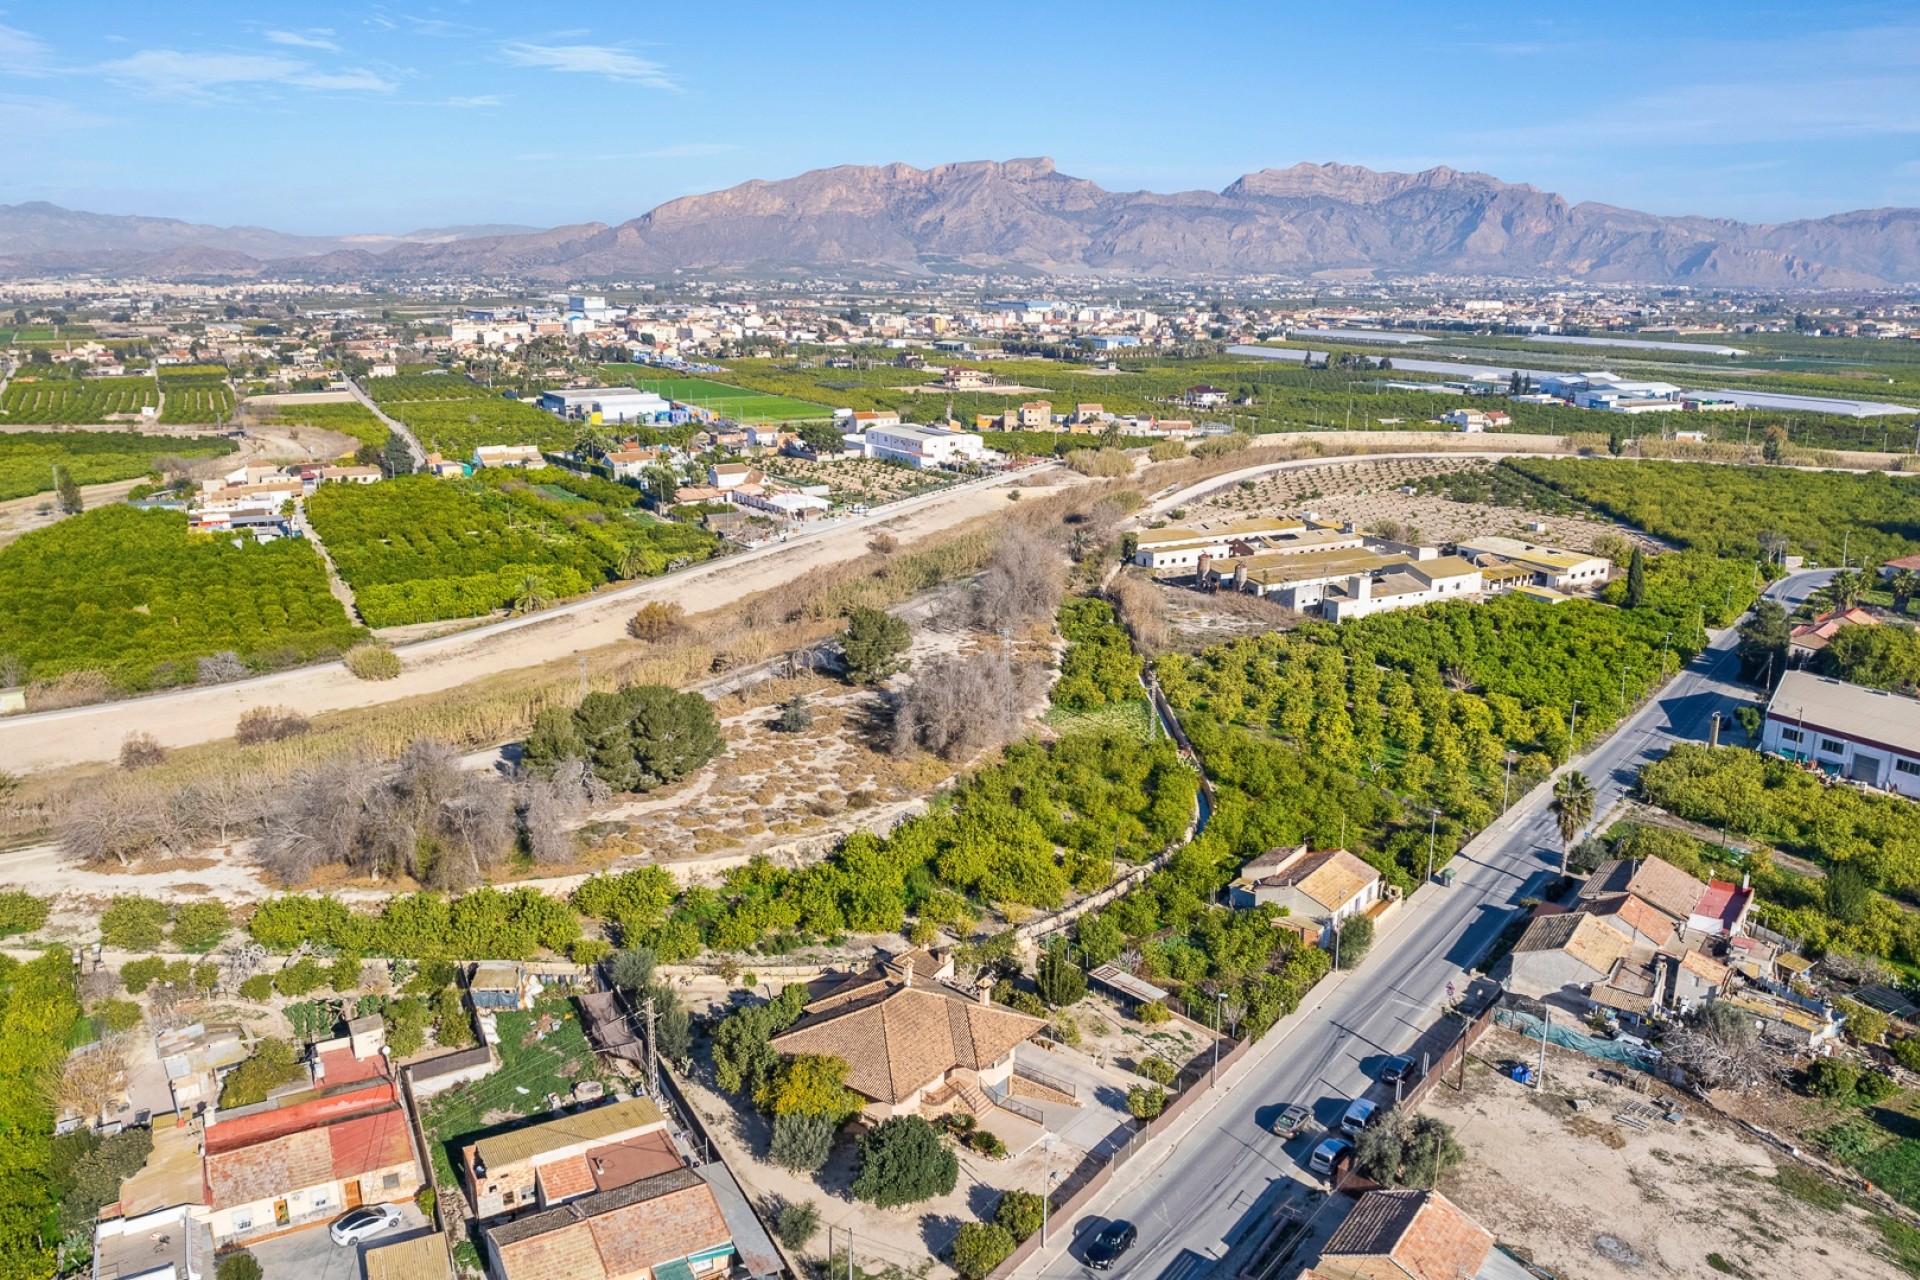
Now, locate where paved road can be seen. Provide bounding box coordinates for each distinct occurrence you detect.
[1022,569,1829,1280]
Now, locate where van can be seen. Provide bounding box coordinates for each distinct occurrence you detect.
[1310,1137,1351,1175]
[1340,1098,1378,1136]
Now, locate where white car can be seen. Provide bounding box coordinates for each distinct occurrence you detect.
[330,1204,404,1247]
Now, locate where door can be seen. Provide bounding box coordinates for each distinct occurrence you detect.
[344,1180,363,1209]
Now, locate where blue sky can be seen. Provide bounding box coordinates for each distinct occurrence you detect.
[2,1,1916,234]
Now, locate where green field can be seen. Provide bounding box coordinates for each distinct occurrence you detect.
[157,368,235,425]
[307,470,717,627]
[598,367,834,422]
[0,430,236,501]
[2,375,159,425]
[0,505,362,689]
[365,373,568,456]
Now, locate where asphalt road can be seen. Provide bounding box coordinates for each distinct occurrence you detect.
[1023,568,1830,1280]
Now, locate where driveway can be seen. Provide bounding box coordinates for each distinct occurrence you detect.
[242,1201,433,1280]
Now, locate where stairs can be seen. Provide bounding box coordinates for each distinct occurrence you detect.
[953,1079,994,1117]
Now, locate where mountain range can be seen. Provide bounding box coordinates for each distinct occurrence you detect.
[4,159,1917,287]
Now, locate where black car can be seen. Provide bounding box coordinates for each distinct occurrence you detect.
[1380,1055,1417,1085]
[1086,1222,1137,1271]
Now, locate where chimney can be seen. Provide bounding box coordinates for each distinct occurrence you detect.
[1196,551,1212,581]
[975,973,994,1006]
[1348,573,1371,601]
[900,960,913,988]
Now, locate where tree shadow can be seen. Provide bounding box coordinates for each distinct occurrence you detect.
[920,1212,964,1258]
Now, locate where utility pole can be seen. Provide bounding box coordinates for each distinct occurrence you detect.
[1537,1007,1550,1091]
[1502,751,1516,813]
[1213,991,1227,1084]
[1041,1139,1054,1246]
[1566,700,1580,763]
[1425,807,1440,884]
[644,994,659,1101]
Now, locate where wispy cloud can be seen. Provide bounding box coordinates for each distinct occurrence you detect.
[0,91,107,130]
[513,143,736,163]
[0,22,54,75]
[445,94,502,108]
[265,29,342,53]
[501,41,677,89]
[98,50,398,100]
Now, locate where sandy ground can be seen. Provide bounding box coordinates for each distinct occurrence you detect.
[0,466,1066,773]
[1424,1027,1909,1280]
[1181,456,1655,553]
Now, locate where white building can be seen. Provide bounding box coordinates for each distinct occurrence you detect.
[1454,536,1611,591]
[1764,671,1920,798]
[472,445,547,469]
[863,423,989,470]
[539,387,670,423]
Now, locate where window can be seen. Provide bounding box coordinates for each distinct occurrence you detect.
[1898,759,1920,777]
[383,1172,401,1189]
[1820,737,1847,755]
[312,1190,329,1209]
[1778,727,1804,744]
[234,1212,253,1232]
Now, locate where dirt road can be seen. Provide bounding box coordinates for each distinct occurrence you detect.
[0,467,1057,772]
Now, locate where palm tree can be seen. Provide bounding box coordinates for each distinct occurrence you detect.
[1550,771,1596,876]
[1891,569,1920,617]
[514,574,552,615]
[616,543,649,580]
[1818,568,1867,614]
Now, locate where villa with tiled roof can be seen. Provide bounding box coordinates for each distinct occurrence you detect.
[1229,844,1383,948]
[767,959,1045,1122]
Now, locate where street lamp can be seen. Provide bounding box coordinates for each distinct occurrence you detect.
[1425,806,1442,884]
[1502,750,1517,813]
[1040,1138,1054,1246]
[1566,699,1581,763]
[1212,991,1228,1084]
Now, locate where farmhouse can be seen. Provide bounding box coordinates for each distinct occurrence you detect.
[767,953,1045,1122]
[473,445,547,470]
[463,1097,679,1222]
[1228,845,1382,948]
[862,423,990,470]
[1305,1188,1500,1280]
[480,1167,734,1280]
[1454,536,1610,592]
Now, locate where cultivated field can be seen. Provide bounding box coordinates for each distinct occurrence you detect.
[598,368,834,422]
[0,428,235,501]
[762,455,954,505]
[1,375,158,425]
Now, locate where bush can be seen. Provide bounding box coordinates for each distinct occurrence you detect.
[344,643,402,680]
[995,1189,1045,1243]
[327,954,364,991]
[774,1199,821,1251]
[992,979,1047,1018]
[1337,914,1375,969]
[219,1039,306,1108]
[119,957,167,995]
[1065,448,1131,478]
[627,601,685,642]
[237,974,275,1001]
[775,695,813,733]
[415,1186,437,1222]
[1136,1056,1178,1086]
[1810,1058,1862,1100]
[119,732,166,770]
[1135,999,1171,1025]
[235,705,311,744]
[1837,997,1891,1047]
[170,901,231,952]
[216,1251,263,1280]
[274,957,326,997]
[523,683,723,792]
[850,1115,958,1208]
[1892,1037,1920,1073]
[968,1129,1007,1159]
[770,1111,837,1173]
[951,1223,1016,1280]
[431,986,474,1048]
[839,606,911,684]
[0,889,49,936]
[1127,1084,1167,1120]
[1857,1069,1900,1104]
[1034,938,1087,1008]
[94,999,144,1033]
[101,897,169,951]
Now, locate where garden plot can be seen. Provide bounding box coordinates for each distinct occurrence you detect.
[1424,1026,1911,1280]
[1179,457,1637,552]
[762,456,955,507]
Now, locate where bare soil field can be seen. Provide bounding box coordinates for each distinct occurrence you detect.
[1424,1027,1911,1280]
[1177,457,1641,552]
[761,455,954,506]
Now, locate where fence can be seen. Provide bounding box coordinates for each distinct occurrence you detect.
[1012,1061,1078,1101]
[1400,998,1499,1110]
[983,1081,1046,1124]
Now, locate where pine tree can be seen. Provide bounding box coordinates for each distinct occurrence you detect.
[1625,547,1646,608]
[53,465,82,515]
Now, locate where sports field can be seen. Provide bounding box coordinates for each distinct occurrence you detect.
[597,368,833,423]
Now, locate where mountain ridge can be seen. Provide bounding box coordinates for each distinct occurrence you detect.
[1,160,1915,287]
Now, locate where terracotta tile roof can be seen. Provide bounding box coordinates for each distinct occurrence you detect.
[1323,1189,1493,1280]
[496,1221,606,1280]
[1582,893,1676,946]
[1512,912,1630,979]
[768,978,1046,1105]
[1244,846,1379,913]
[1580,857,1706,923]
[539,1155,598,1205]
[329,1105,415,1181]
[488,1168,730,1280]
[207,1127,332,1209]
[1678,950,1731,989]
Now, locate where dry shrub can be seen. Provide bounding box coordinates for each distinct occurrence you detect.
[1108,575,1170,655]
[893,652,1046,761]
[119,732,166,771]
[26,670,115,712]
[627,601,686,642]
[972,526,1065,632]
[1148,440,1188,462]
[344,644,401,681]
[1066,448,1133,478]
[235,705,311,746]
[868,533,900,555]
[1193,433,1254,458]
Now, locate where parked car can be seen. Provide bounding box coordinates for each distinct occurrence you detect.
[1270,1103,1313,1139]
[1086,1221,1138,1270]
[329,1204,404,1247]
[1380,1055,1417,1085]
[1340,1097,1379,1136]
[1309,1136,1352,1176]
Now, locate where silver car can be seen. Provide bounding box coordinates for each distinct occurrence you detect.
[330,1204,404,1247]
